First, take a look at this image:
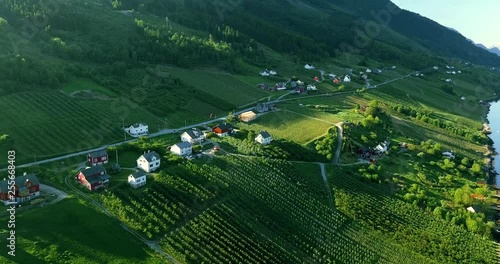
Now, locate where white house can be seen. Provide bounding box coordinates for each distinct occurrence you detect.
[461,96,466,100]
[171,142,192,156]
[181,129,205,144]
[433,66,439,70]
[442,151,455,159]
[343,75,351,83]
[128,171,147,188]
[304,64,315,70]
[259,70,270,76]
[137,150,161,173]
[269,70,277,76]
[458,71,462,74]
[445,78,452,83]
[366,69,372,73]
[125,123,148,137]
[306,84,317,91]
[255,131,273,145]
[375,143,388,153]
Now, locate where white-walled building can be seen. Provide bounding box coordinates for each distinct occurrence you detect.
[137,150,161,172]
[181,129,205,144]
[125,123,149,137]
[171,142,193,156]
[304,64,315,70]
[128,171,147,188]
[255,131,273,145]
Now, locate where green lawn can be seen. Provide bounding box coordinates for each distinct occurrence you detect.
[238,110,333,144]
[61,79,118,97]
[0,198,163,264]
[165,67,271,107]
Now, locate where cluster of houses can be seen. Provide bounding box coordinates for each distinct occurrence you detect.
[257,83,287,91]
[0,173,40,205]
[357,140,390,162]
[77,149,161,190]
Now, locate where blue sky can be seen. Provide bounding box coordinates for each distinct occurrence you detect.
[391,0,500,48]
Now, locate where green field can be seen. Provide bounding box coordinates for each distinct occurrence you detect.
[0,91,165,166]
[61,79,118,97]
[238,110,333,144]
[0,198,162,264]
[165,67,272,107]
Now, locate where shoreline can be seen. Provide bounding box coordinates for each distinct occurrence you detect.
[484,101,499,188]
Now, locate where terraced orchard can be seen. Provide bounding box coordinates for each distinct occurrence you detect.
[328,165,499,264]
[0,91,164,166]
[157,157,437,263]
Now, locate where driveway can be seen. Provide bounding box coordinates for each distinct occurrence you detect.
[39,183,69,205]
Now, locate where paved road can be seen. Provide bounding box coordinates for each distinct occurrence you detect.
[1,66,435,171]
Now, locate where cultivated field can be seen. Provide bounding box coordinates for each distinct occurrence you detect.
[0,91,164,166]
[239,110,333,144]
[0,198,162,264]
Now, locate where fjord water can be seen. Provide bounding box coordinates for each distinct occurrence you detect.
[488,101,500,186]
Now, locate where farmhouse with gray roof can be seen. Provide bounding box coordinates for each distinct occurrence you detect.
[137,150,161,172]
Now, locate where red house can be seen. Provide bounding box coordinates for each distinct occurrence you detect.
[0,173,40,205]
[314,76,320,82]
[212,123,234,137]
[87,149,109,166]
[75,165,111,191]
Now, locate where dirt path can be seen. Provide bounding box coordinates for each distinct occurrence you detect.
[65,175,179,263]
[39,184,69,205]
[319,163,335,209]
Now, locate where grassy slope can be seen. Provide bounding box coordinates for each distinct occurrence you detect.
[0,198,162,264]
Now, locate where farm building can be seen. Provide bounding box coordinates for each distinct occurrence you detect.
[307,84,317,91]
[257,83,270,90]
[124,123,148,137]
[0,173,40,205]
[75,165,111,191]
[213,123,235,137]
[171,142,193,156]
[181,128,205,144]
[239,111,257,123]
[128,171,147,189]
[255,131,273,145]
[275,82,287,90]
[87,149,109,166]
[137,150,161,172]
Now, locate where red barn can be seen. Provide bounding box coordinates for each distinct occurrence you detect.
[314,76,319,82]
[87,150,109,166]
[75,165,111,191]
[0,173,40,205]
[212,123,234,137]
